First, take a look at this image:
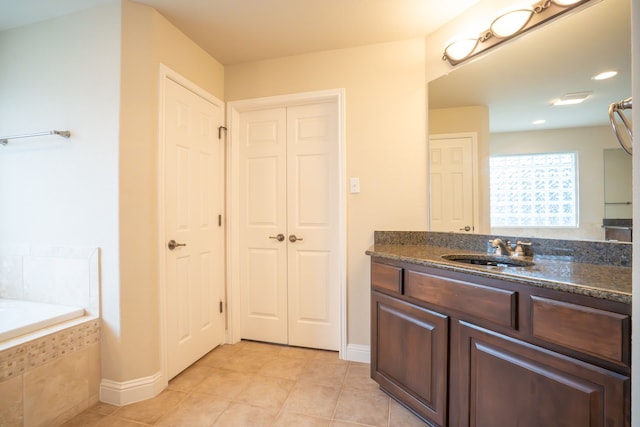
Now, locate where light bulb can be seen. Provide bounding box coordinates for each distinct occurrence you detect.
[552,0,584,5]
[444,38,479,62]
[490,9,534,38]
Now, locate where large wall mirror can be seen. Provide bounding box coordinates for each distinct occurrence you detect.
[428,0,631,242]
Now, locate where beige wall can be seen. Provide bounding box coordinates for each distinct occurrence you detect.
[226,39,429,346]
[115,0,224,382]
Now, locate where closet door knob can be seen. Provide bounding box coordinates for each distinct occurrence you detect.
[168,240,187,250]
[269,234,285,242]
[288,235,303,243]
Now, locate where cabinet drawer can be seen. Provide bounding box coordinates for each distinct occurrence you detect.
[371,262,403,293]
[531,296,630,365]
[406,270,517,329]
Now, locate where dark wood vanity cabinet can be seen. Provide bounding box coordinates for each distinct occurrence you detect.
[452,321,628,427]
[370,258,631,427]
[371,291,448,425]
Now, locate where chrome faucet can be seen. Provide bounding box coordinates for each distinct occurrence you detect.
[490,239,533,257]
[490,238,512,256]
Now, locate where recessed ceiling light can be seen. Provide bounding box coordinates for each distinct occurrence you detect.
[592,70,618,80]
[553,92,591,106]
[533,119,546,125]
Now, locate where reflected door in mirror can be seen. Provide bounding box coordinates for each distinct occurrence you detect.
[429,134,477,233]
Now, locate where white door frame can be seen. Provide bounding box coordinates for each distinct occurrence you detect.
[157,64,225,383]
[428,132,480,233]
[227,89,347,358]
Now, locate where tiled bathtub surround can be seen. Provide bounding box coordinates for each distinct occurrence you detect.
[0,318,101,426]
[0,245,101,426]
[374,231,632,267]
[0,245,100,316]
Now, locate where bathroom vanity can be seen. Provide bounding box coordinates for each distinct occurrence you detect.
[367,232,631,427]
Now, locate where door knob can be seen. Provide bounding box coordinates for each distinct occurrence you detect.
[167,239,187,250]
[288,235,303,243]
[269,233,285,242]
[459,226,471,232]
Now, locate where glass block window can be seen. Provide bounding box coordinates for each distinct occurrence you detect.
[490,152,578,228]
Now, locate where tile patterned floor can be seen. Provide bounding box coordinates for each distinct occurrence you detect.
[62,340,428,426]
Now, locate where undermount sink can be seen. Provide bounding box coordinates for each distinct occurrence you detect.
[442,254,535,268]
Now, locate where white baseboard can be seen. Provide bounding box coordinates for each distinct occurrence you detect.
[345,344,370,363]
[99,372,166,406]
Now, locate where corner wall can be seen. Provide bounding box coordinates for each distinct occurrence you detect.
[112,0,224,397]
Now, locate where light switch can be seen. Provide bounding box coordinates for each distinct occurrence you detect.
[350,177,360,194]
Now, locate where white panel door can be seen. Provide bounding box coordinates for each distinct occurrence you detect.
[429,135,475,233]
[164,77,225,379]
[287,102,340,350]
[238,108,289,344]
[238,101,339,351]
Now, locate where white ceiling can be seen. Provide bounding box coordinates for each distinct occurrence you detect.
[133,0,481,64]
[1,0,631,133]
[1,0,481,65]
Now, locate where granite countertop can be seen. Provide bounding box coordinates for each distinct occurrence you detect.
[366,232,632,305]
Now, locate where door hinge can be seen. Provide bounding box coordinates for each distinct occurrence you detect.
[219,300,224,313]
[218,214,222,227]
[218,126,227,140]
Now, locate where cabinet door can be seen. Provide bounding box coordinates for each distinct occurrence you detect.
[454,321,629,427]
[371,291,448,426]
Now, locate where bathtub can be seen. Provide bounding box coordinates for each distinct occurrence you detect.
[0,298,85,341]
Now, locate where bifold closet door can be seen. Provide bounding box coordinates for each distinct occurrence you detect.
[239,107,289,344]
[239,102,339,351]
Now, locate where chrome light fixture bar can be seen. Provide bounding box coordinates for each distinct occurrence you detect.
[443,0,593,66]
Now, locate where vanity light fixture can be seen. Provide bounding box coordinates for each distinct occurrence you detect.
[490,8,535,38]
[553,92,591,106]
[443,0,593,66]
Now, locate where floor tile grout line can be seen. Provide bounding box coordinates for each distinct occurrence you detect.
[328,359,354,424]
[267,360,304,425]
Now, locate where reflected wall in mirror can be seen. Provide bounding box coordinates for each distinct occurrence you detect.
[604,148,632,218]
[428,0,631,241]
